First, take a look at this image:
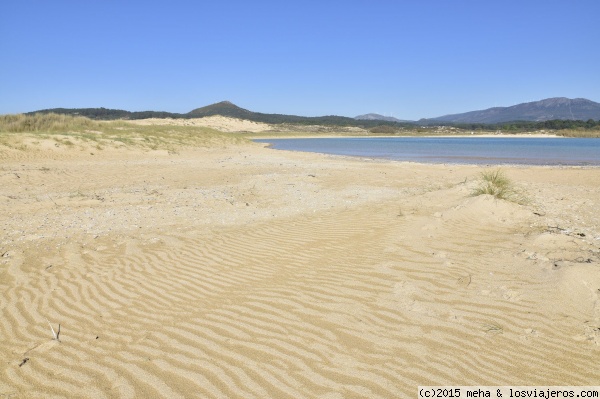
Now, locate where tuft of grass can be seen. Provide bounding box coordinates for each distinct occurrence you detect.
[481,322,503,335]
[472,169,526,203]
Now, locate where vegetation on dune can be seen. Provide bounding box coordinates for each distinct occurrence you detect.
[553,128,600,138]
[0,113,246,152]
[369,125,399,134]
[0,113,103,133]
[450,119,600,137]
[472,169,526,204]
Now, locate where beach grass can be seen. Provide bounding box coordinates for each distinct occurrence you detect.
[0,113,247,151]
[555,129,600,138]
[472,169,526,203]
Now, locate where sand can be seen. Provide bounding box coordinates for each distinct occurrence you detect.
[1,134,599,398]
[127,116,276,133]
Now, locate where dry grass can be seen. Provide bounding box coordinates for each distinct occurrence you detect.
[472,169,526,204]
[0,113,100,133]
[0,113,247,152]
[555,129,600,138]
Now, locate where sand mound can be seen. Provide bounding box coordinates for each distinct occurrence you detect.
[442,194,532,224]
[128,116,274,132]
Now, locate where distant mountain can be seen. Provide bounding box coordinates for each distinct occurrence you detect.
[354,113,411,123]
[422,97,600,124]
[30,101,406,128]
[27,98,600,128]
[188,101,374,126]
[188,101,255,119]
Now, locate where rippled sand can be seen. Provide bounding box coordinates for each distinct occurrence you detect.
[1,140,599,398]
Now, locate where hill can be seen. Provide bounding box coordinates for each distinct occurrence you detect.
[422,97,600,124]
[354,113,410,123]
[29,102,409,128]
[187,101,255,119]
[188,101,392,126]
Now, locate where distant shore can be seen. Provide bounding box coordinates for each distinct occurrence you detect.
[249,132,563,139]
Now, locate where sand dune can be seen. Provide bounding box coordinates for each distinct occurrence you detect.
[1,140,599,398]
[127,116,275,133]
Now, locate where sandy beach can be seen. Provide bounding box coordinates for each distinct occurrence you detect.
[1,127,599,397]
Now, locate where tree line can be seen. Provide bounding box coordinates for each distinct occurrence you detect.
[27,107,600,131]
[450,119,600,132]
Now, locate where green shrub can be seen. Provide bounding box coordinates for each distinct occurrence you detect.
[369,125,397,134]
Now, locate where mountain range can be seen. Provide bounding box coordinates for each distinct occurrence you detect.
[416,97,600,124]
[354,113,410,123]
[28,97,600,125]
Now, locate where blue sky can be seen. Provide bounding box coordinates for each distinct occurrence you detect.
[1,0,599,119]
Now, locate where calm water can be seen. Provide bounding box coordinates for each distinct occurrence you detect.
[254,137,600,166]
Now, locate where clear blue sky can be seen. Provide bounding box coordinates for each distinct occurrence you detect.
[1,0,599,119]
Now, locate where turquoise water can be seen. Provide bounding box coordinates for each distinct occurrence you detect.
[254,137,600,165]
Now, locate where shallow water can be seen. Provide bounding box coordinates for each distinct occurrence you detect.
[254,137,600,165]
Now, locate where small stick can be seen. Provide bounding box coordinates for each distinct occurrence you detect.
[47,194,58,206]
[46,319,60,341]
[47,319,57,340]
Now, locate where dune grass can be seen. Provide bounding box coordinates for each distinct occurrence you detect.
[0,113,247,152]
[0,113,101,133]
[472,169,526,203]
[555,129,600,138]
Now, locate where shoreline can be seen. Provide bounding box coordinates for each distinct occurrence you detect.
[252,136,600,167]
[248,132,564,139]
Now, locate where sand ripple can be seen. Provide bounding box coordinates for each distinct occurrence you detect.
[1,148,599,397]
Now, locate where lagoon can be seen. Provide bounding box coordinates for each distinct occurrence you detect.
[254,137,600,166]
